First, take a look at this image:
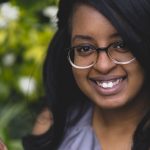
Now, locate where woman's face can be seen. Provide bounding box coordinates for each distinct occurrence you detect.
[71,4,145,109]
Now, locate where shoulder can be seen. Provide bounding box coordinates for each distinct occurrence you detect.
[0,139,8,150]
[58,103,101,150]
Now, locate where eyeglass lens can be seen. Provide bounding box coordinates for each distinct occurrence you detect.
[68,42,135,68]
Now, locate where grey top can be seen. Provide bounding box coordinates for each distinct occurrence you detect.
[58,104,101,150]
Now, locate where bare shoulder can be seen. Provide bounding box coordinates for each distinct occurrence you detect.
[32,107,53,136]
[0,139,8,150]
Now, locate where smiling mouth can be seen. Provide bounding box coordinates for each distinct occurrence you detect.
[96,78,123,89]
[89,76,127,96]
[91,76,126,89]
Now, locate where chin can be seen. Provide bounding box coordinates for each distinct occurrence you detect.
[93,96,131,110]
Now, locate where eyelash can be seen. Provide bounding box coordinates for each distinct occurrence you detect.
[72,40,125,49]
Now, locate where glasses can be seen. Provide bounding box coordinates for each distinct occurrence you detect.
[68,41,136,69]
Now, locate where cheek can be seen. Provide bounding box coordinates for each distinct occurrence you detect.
[72,69,84,85]
[127,62,145,94]
[72,68,90,89]
[72,68,88,80]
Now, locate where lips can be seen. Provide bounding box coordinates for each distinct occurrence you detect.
[90,76,126,95]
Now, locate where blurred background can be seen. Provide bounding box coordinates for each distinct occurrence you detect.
[0,0,58,149]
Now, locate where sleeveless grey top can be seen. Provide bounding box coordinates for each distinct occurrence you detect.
[58,104,102,150]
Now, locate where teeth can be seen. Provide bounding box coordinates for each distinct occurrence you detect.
[96,78,122,88]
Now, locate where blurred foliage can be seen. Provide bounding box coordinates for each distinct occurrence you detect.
[0,0,58,149]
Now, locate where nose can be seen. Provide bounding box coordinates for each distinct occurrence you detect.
[93,51,116,74]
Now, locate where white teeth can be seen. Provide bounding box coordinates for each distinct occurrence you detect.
[96,78,122,88]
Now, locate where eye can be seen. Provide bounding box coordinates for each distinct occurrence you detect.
[73,45,96,56]
[111,41,129,53]
[113,41,125,48]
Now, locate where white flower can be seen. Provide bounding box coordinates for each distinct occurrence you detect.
[0,2,19,28]
[43,6,58,25]
[0,2,19,21]
[0,17,7,28]
[2,53,16,66]
[18,77,36,95]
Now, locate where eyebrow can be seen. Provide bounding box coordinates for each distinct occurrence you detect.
[72,32,121,43]
[72,35,94,43]
[110,32,120,38]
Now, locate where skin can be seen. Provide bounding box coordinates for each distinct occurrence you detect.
[71,4,150,150]
[71,4,145,109]
[32,108,53,135]
[0,139,8,150]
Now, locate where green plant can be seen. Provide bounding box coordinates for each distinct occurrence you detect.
[0,0,58,149]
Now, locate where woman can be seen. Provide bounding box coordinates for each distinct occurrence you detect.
[23,0,150,149]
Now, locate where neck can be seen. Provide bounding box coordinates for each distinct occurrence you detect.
[92,97,150,150]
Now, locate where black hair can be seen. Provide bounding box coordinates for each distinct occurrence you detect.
[43,0,150,149]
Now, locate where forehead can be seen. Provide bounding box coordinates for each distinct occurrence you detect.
[71,4,119,42]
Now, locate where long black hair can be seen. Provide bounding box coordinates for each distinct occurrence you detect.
[43,0,150,149]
